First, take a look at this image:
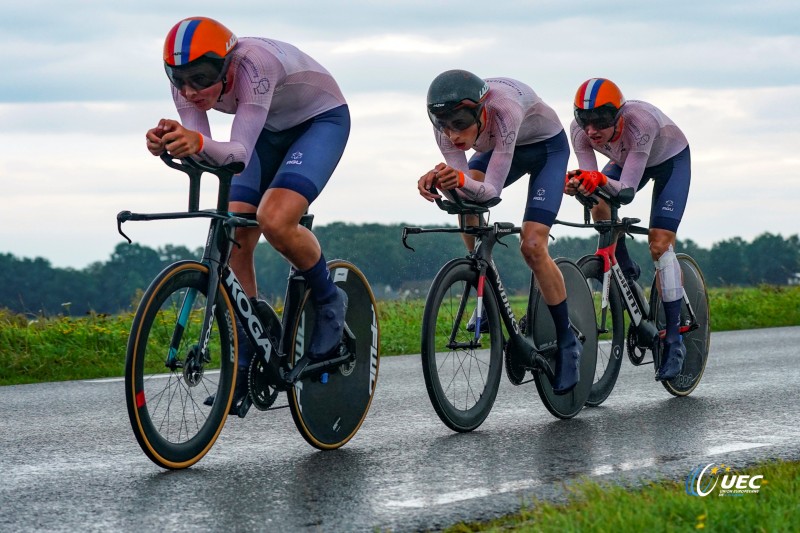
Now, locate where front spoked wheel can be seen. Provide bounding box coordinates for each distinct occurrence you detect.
[578,255,625,407]
[420,259,504,432]
[651,254,710,396]
[125,261,236,469]
[288,260,380,450]
[529,258,598,419]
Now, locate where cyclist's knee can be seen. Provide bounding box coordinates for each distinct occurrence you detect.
[520,223,550,264]
[648,229,676,261]
[520,236,550,265]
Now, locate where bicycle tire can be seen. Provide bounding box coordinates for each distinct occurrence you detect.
[578,255,625,407]
[651,254,711,396]
[287,260,380,450]
[529,258,597,419]
[125,261,236,469]
[420,259,504,432]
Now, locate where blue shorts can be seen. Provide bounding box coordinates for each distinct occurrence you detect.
[468,130,570,227]
[602,146,691,233]
[230,104,350,207]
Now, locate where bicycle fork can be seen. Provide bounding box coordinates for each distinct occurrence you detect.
[165,269,222,386]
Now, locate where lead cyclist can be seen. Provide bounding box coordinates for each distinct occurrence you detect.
[144,16,351,414]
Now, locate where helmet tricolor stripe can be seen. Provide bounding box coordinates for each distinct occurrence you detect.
[575,78,605,109]
[166,19,202,66]
[574,78,625,111]
[163,17,237,67]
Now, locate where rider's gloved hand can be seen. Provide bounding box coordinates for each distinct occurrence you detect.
[573,169,608,195]
[564,170,581,195]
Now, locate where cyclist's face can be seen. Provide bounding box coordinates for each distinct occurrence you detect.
[180,82,223,111]
[442,122,480,151]
[583,122,615,145]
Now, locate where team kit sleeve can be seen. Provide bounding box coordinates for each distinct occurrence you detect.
[569,121,599,170]
[614,112,660,192]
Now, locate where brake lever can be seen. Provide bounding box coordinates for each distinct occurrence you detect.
[116,211,133,244]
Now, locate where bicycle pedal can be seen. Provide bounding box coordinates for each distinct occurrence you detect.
[320,372,329,384]
[235,396,252,419]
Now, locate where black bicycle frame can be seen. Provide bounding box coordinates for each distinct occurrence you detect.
[402,192,560,380]
[117,155,312,387]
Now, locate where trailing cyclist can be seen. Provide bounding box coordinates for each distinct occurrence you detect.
[564,78,691,381]
[417,70,581,395]
[145,16,350,414]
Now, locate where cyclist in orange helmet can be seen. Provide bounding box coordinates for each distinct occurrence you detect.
[418,70,581,395]
[146,17,351,414]
[564,78,692,381]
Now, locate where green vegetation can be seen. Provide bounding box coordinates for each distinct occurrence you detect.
[1,285,798,386]
[446,460,800,532]
[1,226,798,317]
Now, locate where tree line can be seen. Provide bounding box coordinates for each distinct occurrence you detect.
[1,224,797,317]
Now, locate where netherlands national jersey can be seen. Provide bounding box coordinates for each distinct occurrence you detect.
[173,37,347,166]
[435,78,564,202]
[570,100,688,192]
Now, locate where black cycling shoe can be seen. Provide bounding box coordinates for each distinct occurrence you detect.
[307,287,348,362]
[552,332,581,395]
[655,338,686,381]
[466,308,490,333]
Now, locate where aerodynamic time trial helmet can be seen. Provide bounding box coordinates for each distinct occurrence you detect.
[426,69,490,132]
[163,17,238,90]
[573,78,625,130]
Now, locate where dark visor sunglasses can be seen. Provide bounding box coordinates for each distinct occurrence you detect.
[428,106,480,132]
[574,106,618,130]
[165,60,226,91]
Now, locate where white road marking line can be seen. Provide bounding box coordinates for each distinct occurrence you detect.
[84,370,221,383]
[384,441,775,509]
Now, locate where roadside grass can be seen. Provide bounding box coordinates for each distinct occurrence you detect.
[0,310,130,385]
[0,285,798,386]
[445,459,800,532]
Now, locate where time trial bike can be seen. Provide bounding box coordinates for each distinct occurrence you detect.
[118,154,380,469]
[556,186,710,406]
[402,188,597,431]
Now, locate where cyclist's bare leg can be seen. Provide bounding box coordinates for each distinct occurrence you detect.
[520,221,565,305]
[228,201,260,298]
[521,221,579,394]
[649,228,683,302]
[259,187,345,361]
[650,228,686,379]
[257,188,320,270]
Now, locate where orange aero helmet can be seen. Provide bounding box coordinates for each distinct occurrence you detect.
[573,78,625,129]
[163,17,238,90]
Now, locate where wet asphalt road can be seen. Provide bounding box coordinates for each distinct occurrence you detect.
[1,326,799,532]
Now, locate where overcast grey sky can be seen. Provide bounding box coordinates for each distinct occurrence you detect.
[2,1,798,268]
